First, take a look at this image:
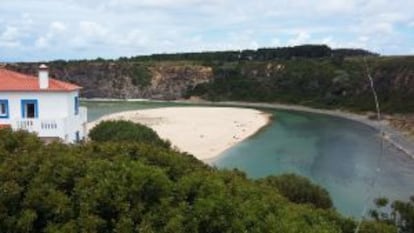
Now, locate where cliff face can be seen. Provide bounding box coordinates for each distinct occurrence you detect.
[147,65,213,99]
[5,56,414,113]
[6,62,213,100]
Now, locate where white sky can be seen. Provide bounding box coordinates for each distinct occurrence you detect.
[1,0,413,61]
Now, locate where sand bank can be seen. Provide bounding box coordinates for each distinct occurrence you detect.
[83,98,414,159]
[177,100,414,159]
[87,107,270,161]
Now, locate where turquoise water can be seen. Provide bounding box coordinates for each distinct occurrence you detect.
[215,110,414,217]
[85,101,414,217]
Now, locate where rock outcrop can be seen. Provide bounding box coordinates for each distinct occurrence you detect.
[6,62,213,100]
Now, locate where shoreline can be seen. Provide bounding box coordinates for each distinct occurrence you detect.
[83,98,414,159]
[87,106,271,162]
[179,100,414,159]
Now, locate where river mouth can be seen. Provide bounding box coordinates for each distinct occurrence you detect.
[85,100,414,217]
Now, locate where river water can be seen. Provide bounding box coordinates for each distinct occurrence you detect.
[85,101,414,217]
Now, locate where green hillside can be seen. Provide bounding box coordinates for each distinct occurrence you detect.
[7,45,414,113]
[187,56,414,113]
[0,122,397,233]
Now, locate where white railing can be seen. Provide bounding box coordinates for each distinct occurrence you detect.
[11,107,88,142]
[15,119,60,131]
[13,118,65,137]
[16,119,35,130]
[40,120,59,130]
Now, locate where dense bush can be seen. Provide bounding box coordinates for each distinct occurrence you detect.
[259,174,333,209]
[0,128,397,232]
[88,120,170,148]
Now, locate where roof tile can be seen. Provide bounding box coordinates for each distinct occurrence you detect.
[0,68,81,92]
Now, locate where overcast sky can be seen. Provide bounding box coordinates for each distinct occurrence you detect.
[1,0,413,61]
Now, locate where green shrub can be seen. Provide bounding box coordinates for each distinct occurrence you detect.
[89,120,170,148]
[0,129,397,233]
[259,173,333,209]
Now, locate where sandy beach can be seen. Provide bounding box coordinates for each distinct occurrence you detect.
[84,98,414,159]
[177,100,414,159]
[87,107,270,161]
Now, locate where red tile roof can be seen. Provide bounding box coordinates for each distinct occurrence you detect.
[0,68,81,92]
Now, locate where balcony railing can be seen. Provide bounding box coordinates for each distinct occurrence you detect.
[11,107,88,139]
[13,118,65,137]
[16,119,59,130]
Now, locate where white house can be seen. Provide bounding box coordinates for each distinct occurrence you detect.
[0,64,87,143]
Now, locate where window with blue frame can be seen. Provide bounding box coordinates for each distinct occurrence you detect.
[0,100,9,118]
[74,96,79,115]
[21,99,38,118]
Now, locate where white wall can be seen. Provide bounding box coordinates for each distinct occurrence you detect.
[0,91,87,143]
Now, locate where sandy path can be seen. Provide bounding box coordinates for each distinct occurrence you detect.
[87,107,270,161]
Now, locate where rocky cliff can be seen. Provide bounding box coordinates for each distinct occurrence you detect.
[5,56,414,114]
[6,61,213,100]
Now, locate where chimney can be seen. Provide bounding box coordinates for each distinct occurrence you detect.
[38,64,49,89]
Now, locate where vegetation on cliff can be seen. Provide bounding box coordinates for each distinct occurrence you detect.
[187,56,414,113]
[128,44,376,62]
[0,124,397,233]
[5,45,414,113]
